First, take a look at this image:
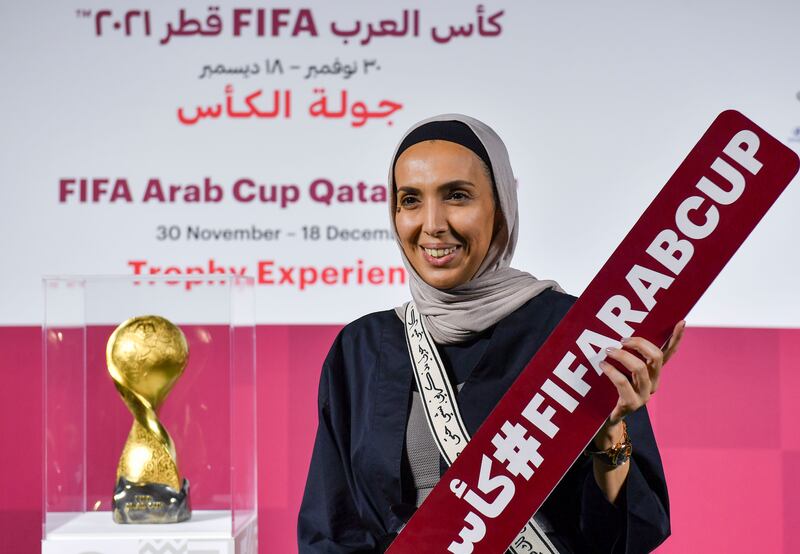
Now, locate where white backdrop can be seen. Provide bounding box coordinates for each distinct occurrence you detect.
[2,0,799,325]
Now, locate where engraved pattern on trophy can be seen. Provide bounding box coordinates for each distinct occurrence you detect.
[107,315,192,523]
[119,420,181,490]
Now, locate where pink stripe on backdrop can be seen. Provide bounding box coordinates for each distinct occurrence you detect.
[0,325,797,552]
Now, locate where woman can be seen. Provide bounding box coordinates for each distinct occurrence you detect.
[298,114,684,553]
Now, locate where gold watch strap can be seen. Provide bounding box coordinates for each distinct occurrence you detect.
[584,420,632,466]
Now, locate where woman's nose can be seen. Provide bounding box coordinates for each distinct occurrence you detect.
[422,201,447,236]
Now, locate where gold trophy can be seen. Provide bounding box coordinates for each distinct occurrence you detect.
[107,315,191,524]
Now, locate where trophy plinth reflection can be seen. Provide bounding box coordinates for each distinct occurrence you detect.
[107,315,191,524]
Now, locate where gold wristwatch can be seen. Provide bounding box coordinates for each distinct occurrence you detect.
[584,420,632,467]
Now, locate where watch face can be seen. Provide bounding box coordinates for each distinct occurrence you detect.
[586,433,632,466]
[609,443,632,466]
[585,422,632,466]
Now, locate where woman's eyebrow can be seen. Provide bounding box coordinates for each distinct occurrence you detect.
[396,180,475,195]
[396,185,420,195]
[439,180,476,190]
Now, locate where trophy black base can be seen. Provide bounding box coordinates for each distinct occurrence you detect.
[112,477,191,524]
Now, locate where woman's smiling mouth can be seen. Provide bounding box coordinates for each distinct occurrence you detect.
[420,245,461,266]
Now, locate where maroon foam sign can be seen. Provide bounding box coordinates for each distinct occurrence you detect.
[387,110,799,554]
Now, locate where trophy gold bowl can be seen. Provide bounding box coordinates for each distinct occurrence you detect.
[107,315,191,524]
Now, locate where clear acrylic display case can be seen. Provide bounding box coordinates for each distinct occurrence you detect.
[42,275,257,554]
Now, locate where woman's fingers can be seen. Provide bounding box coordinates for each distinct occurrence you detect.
[605,346,652,398]
[618,336,663,391]
[620,336,662,366]
[663,320,686,365]
[600,360,642,423]
[600,322,686,420]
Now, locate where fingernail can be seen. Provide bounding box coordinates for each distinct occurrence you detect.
[605,347,617,353]
[621,337,630,344]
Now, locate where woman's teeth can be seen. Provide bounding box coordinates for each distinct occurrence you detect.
[424,247,457,258]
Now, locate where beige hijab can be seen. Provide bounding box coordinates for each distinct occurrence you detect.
[389,113,563,344]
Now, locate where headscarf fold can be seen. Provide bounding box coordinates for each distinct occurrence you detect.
[389,113,563,344]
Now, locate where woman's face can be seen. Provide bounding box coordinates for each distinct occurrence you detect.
[394,140,499,290]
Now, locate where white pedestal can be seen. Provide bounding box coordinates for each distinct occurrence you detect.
[42,510,257,554]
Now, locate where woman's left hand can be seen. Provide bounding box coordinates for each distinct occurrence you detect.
[593,320,686,449]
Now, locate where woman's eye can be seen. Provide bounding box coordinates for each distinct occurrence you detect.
[399,195,418,207]
[448,191,469,201]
